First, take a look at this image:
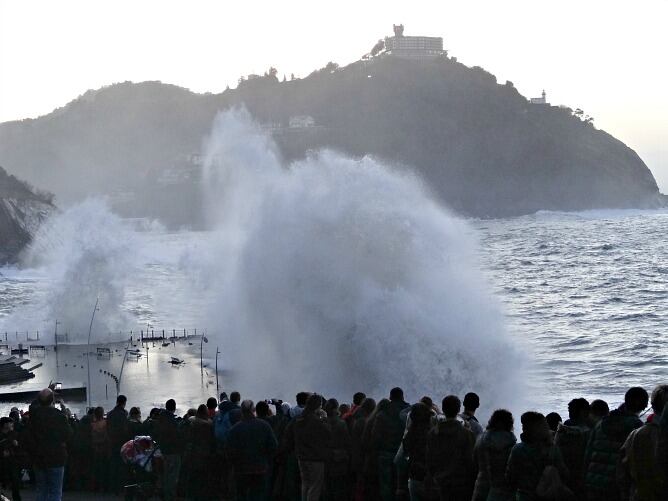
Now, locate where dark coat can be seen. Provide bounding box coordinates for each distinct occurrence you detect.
[472,430,517,501]
[226,416,278,474]
[350,410,369,474]
[186,417,215,469]
[506,436,568,501]
[585,406,643,500]
[554,421,590,497]
[403,424,430,482]
[294,412,331,462]
[28,405,73,468]
[127,419,145,439]
[106,405,129,447]
[371,400,410,454]
[426,419,476,491]
[153,410,184,455]
[326,414,352,476]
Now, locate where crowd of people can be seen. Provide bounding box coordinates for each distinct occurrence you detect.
[1,383,667,501]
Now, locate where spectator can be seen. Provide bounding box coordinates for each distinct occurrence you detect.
[27,388,73,501]
[350,397,376,500]
[585,387,648,501]
[554,398,591,497]
[185,404,216,499]
[619,385,668,501]
[127,407,144,438]
[294,394,331,501]
[291,392,310,419]
[459,393,483,439]
[402,403,438,501]
[226,400,278,501]
[426,395,476,501]
[154,399,184,501]
[324,398,352,501]
[106,394,129,493]
[0,416,22,501]
[90,406,109,491]
[371,387,410,501]
[545,412,562,436]
[472,409,516,501]
[343,392,367,426]
[590,399,610,425]
[506,411,568,501]
[206,397,218,419]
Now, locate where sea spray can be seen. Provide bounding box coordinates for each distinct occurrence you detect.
[0,199,138,343]
[199,108,524,408]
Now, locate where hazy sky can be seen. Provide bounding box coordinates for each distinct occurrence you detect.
[1,0,666,190]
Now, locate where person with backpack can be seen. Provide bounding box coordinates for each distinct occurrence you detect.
[294,394,332,501]
[371,387,410,501]
[184,404,216,500]
[506,412,569,501]
[554,398,591,498]
[215,391,242,446]
[323,398,352,501]
[584,387,648,501]
[426,395,476,501]
[402,403,438,501]
[472,409,516,501]
[214,391,241,498]
[618,385,668,501]
[226,400,278,501]
[154,399,185,501]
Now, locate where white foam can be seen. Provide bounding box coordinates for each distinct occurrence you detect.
[198,108,524,409]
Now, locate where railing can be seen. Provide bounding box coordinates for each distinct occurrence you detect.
[1,328,205,345]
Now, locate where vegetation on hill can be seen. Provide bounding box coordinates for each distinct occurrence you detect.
[0,56,662,225]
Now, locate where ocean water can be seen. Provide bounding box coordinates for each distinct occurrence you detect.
[1,208,667,418]
[475,209,668,413]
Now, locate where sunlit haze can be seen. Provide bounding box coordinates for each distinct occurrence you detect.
[0,0,666,189]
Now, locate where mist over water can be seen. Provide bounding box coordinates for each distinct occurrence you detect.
[198,109,523,407]
[0,110,525,411]
[0,199,138,343]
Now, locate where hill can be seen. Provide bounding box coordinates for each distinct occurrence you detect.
[0,166,54,263]
[0,56,663,225]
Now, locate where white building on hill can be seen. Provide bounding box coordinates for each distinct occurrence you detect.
[530,90,548,105]
[384,24,445,60]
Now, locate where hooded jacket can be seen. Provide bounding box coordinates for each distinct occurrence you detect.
[226,416,278,474]
[402,423,430,481]
[585,406,643,499]
[426,419,476,490]
[294,412,331,462]
[554,420,590,496]
[326,414,352,476]
[619,420,665,501]
[472,430,517,501]
[371,399,410,454]
[506,434,567,501]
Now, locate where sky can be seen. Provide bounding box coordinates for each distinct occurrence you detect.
[1,0,666,190]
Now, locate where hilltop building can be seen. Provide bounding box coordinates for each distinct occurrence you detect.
[384,24,445,60]
[530,90,548,105]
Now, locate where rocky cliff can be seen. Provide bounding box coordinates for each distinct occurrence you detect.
[0,166,54,263]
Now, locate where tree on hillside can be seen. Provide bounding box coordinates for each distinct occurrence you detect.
[370,39,385,56]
